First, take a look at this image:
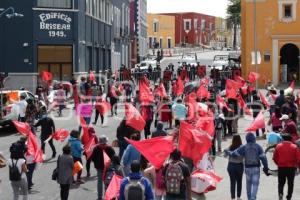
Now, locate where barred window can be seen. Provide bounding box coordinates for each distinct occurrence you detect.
[37,0,72,9]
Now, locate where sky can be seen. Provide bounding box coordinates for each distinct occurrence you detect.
[147,0,230,18]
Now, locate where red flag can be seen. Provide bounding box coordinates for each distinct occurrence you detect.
[105,174,123,200]
[197,85,210,100]
[89,70,95,82]
[125,103,146,131]
[179,121,212,165]
[245,111,265,132]
[237,95,252,116]
[52,129,70,142]
[27,132,43,163]
[226,88,237,99]
[12,121,31,136]
[139,77,154,104]
[155,83,167,98]
[102,151,111,180]
[96,100,111,115]
[125,136,175,169]
[258,91,270,109]
[84,137,97,159]
[216,96,233,112]
[195,115,215,137]
[248,72,260,83]
[226,79,243,90]
[235,75,245,85]
[191,169,222,194]
[41,71,53,82]
[175,78,184,96]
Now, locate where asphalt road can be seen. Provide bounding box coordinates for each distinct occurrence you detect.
[1,50,300,200]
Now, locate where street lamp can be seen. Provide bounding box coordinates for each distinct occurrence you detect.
[0,7,24,18]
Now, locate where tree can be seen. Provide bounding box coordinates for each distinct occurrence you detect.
[227,0,241,50]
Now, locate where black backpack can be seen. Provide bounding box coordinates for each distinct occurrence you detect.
[9,159,21,181]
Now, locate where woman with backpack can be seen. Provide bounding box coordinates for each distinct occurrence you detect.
[8,143,28,200]
[224,135,244,200]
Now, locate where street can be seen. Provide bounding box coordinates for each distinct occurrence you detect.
[0,50,299,200]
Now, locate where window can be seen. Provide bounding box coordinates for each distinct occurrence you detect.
[284,4,292,18]
[201,19,206,30]
[184,19,191,31]
[37,0,72,8]
[194,19,198,30]
[159,38,163,48]
[153,21,159,32]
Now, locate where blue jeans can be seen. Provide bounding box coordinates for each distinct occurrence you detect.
[97,169,103,200]
[227,162,243,199]
[245,167,260,200]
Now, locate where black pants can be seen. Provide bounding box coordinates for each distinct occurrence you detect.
[41,138,56,155]
[175,119,180,128]
[86,157,91,174]
[278,167,296,200]
[60,184,70,200]
[227,162,244,199]
[73,157,83,180]
[224,120,233,136]
[144,120,152,139]
[94,109,104,124]
[256,128,265,137]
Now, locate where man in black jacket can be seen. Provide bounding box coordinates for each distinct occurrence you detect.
[275,90,286,108]
[34,115,56,158]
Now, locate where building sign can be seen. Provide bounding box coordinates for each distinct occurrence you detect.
[34,11,74,41]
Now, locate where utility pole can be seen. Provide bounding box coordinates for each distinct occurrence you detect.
[253,0,258,89]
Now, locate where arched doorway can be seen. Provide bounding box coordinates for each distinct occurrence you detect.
[280,43,299,82]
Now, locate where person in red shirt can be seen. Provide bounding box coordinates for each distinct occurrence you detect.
[273,134,300,200]
[280,114,299,143]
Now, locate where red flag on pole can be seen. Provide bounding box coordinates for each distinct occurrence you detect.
[245,111,265,132]
[52,129,70,142]
[197,85,210,100]
[125,136,175,169]
[258,91,270,109]
[216,96,233,112]
[125,103,146,131]
[248,72,260,83]
[41,71,53,82]
[84,137,97,159]
[96,100,111,115]
[226,79,243,90]
[179,121,212,165]
[195,115,215,137]
[237,95,252,116]
[139,76,154,104]
[27,132,44,163]
[12,121,31,136]
[175,78,184,96]
[155,83,167,98]
[105,174,123,200]
[234,75,245,85]
[226,88,237,99]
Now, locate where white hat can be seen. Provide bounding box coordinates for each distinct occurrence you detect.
[279,114,289,121]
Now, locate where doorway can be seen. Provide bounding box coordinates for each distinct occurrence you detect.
[280,43,299,81]
[38,45,73,81]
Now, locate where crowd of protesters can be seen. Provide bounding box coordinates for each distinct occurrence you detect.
[1,66,300,200]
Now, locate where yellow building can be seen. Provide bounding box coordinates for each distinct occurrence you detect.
[211,17,233,48]
[147,14,175,49]
[242,0,300,86]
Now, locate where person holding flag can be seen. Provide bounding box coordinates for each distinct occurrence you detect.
[250,94,265,137]
[34,113,56,158]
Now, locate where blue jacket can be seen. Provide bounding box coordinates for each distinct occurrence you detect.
[119,172,154,200]
[69,137,83,158]
[230,133,268,168]
[121,144,141,167]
